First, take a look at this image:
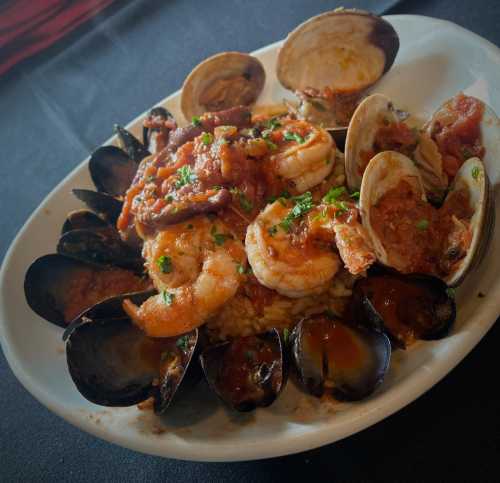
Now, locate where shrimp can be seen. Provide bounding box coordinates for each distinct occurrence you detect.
[266,119,335,192]
[123,216,246,337]
[307,202,376,276]
[245,200,341,298]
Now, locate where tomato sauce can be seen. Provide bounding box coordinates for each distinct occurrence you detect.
[358,121,418,176]
[371,180,473,277]
[63,267,152,323]
[216,336,281,408]
[430,93,485,179]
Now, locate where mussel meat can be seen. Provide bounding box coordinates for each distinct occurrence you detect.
[291,315,391,400]
[352,270,456,348]
[200,329,287,412]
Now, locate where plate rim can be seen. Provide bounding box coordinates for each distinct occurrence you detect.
[1,14,500,462]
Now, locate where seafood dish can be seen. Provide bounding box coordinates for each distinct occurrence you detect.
[23,9,497,418]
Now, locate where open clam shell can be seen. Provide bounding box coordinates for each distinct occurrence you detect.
[200,329,287,412]
[277,10,399,96]
[181,52,265,122]
[65,292,199,412]
[291,315,391,401]
[359,151,427,271]
[345,93,399,190]
[444,158,492,286]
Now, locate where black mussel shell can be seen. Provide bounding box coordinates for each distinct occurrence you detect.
[89,146,139,197]
[291,315,391,401]
[65,292,199,410]
[353,271,456,348]
[24,254,92,328]
[143,106,176,150]
[72,189,123,225]
[114,125,150,163]
[200,329,287,412]
[57,227,143,272]
[24,254,150,328]
[61,209,108,235]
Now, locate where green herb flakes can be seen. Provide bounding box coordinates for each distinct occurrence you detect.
[323,186,346,204]
[446,287,456,299]
[350,191,360,200]
[211,225,234,246]
[175,165,196,188]
[279,191,314,232]
[284,131,305,144]
[192,116,202,127]
[471,166,480,180]
[201,132,213,145]
[156,255,173,274]
[230,187,253,213]
[416,219,429,230]
[176,335,190,351]
[162,291,175,305]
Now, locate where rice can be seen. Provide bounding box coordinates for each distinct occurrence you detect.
[206,268,357,341]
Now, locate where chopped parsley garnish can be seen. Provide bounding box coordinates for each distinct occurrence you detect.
[283,328,290,344]
[212,185,222,191]
[165,194,174,203]
[162,291,175,305]
[446,287,456,299]
[350,191,360,200]
[156,255,173,274]
[175,165,196,188]
[192,116,202,127]
[230,187,253,213]
[268,225,278,236]
[265,139,278,151]
[201,132,213,145]
[176,335,190,351]
[211,224,234,246]
[236,263,246,274]
[416,219,429,230]
[471,166,480,180]
[284,131,305,144]
[146,175,156,182]
[325,158,331,165]
[323,186,346,204]
[186,223,194,229]
[311,208,327,222]
[333,201,349,217]
[267,191,291,204]
[279,192,314,232]
[265,117,282,130]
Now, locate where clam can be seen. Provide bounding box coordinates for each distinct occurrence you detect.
[65,292,199,412]
[422,94,500,197]
[181,52,265,122]
[277,9,399,130]
[291,315,391,401]
[352,270,456,348]
[200,329,287,412]
[359,151,493,285]
[345,93,402,190]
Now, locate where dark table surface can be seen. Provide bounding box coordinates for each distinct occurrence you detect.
[1,1,499,481]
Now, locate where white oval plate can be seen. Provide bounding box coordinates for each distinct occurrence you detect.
[1,15,500,462]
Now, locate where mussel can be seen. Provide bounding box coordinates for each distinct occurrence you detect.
[291,315,391,401]
[200,329,287,412]
[181,52,265,122]
[65,291,200,413]
[142,106,177,153]
[277,9,399,129]
[359,151,493,286]
[352,270,456,348]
